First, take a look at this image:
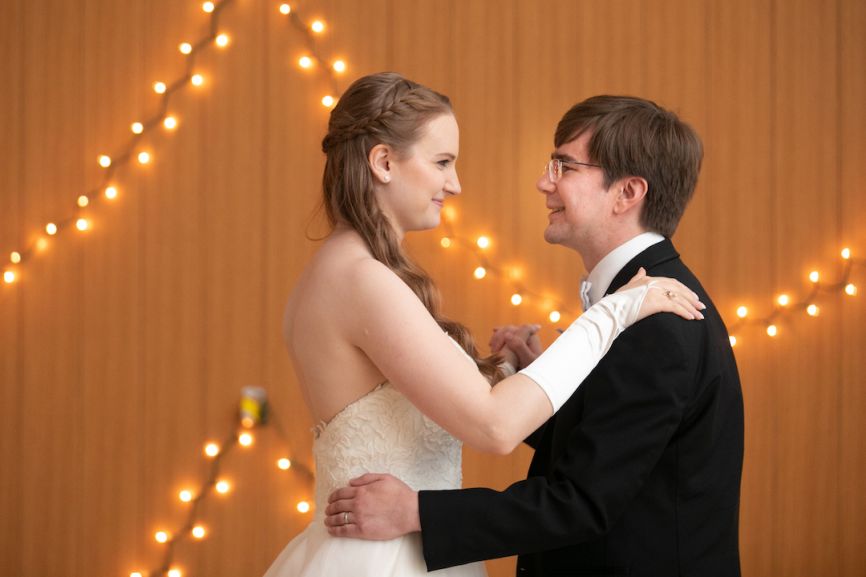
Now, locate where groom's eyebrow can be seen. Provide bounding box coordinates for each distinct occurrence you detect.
[551,152,578,162]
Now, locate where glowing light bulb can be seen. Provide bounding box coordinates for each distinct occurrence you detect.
[809,270,819,283]
[298,55,313,69]
[215,480,231,494]
[75,218,90,231]
[321,95,336,108]
[131,122,144,134]
[777,294,790,307]
[98,155,111,168]
[137,151,151,164]
[130,572,143,577]
[766,324,778,337]
[440,237,452,248]
[806,304,819,317]
[46,223,58,235]
[3,270,16,284]
[153,81,167,94]
[845,283,857,296]
[104,186,118,200]
[511,293,523,306]
[204,442,220,457]
[473,266,487,279]
[297,501,311,513]
[191,525,206,539]
[238,432,254,447]
[77,195,89,208]
[279,4,291,15]
[10,252,21,264]
[841,247,851,260]
[729,335,737,347]
[36,238,48,251]
[191,74,204,86]
[155,530,170,543]
[442,205,456,221]
[215,33,230,48]
[476,236,490,249]
[332,59,346,73]
[549,310,561,323]
[277,458,292,470]
[179,489,193,503]
[179,42,192,55]
[311,20,325,33]
[168,569,182,577]
[736,306,748,319]
[163,116,178,130]
[202,1,215,13]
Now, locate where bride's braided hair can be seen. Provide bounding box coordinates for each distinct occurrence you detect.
[322,72,502,383]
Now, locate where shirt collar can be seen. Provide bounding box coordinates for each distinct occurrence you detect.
[585,232,665,306]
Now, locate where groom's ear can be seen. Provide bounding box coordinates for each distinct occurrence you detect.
[612,176,648,216]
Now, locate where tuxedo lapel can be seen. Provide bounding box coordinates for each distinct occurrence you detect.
[606,238,681,295]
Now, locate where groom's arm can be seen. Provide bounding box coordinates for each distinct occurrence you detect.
[419,314,698,569]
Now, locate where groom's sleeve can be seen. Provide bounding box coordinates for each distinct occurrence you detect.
[418,314,698,570]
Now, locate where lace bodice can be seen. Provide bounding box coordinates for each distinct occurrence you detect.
[312,383,462,515]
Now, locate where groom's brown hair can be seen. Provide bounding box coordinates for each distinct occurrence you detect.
[555,95,703,238]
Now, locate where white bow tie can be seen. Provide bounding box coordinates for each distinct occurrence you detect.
[579,279,592,312]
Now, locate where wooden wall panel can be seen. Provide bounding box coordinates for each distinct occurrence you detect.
[0,2,864,577]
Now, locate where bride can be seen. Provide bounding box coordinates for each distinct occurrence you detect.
[263,72,703,576]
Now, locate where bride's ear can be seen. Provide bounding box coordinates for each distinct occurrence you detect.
[369,144,392,184]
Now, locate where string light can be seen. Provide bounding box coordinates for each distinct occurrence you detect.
[215,33,230,48]
[736,306,748,318]
[332,59,346,73]
[131,122,144,134]
[845,283,857,296]
[440,237,452,248]
[310,20,325,33]
[75,218,90,232]
[154,530,170,544]
[215,480,231,494]
[842,247,851,260]
[191,73,205,86]
[130,572,143,577]
[137,151,151,165]
[278,458,292,470]
[191,525,207,539]
[511,293,523,306]
[238,432,253,447]
[153,81,167,94]
[729,335,737,347]
[202,1,215,13]
[3,270,16,284]
[549,310,561,323]
[45,223,58,235]
[473,266,487,279]
[476,236,490,249]
[777,294,790,306]
[98,155,111,168]
[806,304,819,317]
[104,186,118,200]
[167,569,182,577]
[10,252,21,264]
[766,324,778,337]
[77,195,89,208]
[298,56,313,69]
[279,4,292,15]
[163,116,178,130]
[809,270,820,283]
[179,42,193,55]
[297,501,311,513]
[321,95,335,108]
[178,489,193,503]
[204,442,220,457]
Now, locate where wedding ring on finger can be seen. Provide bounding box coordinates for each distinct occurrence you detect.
[343,511,350,525]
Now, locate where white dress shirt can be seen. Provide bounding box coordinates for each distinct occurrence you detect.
[581,232,665,310]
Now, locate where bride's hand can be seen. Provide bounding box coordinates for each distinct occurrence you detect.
[618,267,706,322]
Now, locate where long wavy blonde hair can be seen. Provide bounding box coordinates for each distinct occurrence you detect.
[321,72,502,382]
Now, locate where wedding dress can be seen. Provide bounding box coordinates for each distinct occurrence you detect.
[262,379,486,576]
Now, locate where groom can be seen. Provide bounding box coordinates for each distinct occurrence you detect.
[325,95,744,577]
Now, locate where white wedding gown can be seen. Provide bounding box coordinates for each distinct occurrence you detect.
[262,379,486,576]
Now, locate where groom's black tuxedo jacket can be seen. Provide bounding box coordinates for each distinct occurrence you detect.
[419,239,744,577]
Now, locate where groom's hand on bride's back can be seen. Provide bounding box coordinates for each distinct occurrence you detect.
[324,473,421,540]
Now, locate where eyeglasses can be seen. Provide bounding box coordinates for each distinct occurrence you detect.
[543,158,602,183]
